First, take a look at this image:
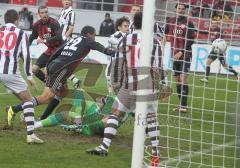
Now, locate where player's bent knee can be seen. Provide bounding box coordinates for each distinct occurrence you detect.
[206,59,213,65]
[110,109,125,118]
[32,65,40,74]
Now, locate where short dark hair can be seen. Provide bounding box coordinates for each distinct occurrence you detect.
[115,17,129,30]
[38,5,47,13]
[175,3,188,9]
[4,10,19,24]
[133,12,142,29]
[81,26,96,36]
[105,13,110,17]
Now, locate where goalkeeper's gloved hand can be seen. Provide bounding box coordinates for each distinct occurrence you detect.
[61,124,82,133]
[72,78,81,89]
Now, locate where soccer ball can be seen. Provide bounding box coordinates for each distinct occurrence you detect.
[212,38,227,53]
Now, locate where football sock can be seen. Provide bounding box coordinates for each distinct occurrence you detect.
[206,66,210,80]
[23,101,35,135]
[100,115,119,150]
[12,97,38,113]
[181,84,189,107]
[147,113,160,156]
[40,95,61,120]
[12,104,24,114]
[176,84,182,100]
[227,66,238,76]
[34,121,43,129]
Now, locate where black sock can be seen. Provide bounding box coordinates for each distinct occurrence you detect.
[40,96,61,120]
[176,84,182,100]
[206,66,210,80]
[35,70,46,82]
[12,104,23,113]
[181,84,189,107]
[12,97,38,113]
[227,66,238,76]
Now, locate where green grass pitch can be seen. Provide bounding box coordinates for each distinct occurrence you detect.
[0,64,239,168]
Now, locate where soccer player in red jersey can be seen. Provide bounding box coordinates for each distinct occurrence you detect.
[164,3,196,112]
[30,6,63,83]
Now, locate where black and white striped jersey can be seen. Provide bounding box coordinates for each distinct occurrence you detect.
[0,23,32,77]
[58,6,75,38]
[151,38,162,69]
[106,31,126,79]
[108,31,126,50]
[154,22,164,38]
[119,30,164,90]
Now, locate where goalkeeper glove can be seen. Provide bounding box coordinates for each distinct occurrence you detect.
[69,75,81,89]
[73,78,81,89]
[61,124,82,133]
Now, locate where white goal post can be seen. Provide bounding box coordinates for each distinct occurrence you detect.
[131,0,156,168]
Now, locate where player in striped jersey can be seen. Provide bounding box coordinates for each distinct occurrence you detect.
[153,22,167,85]
[1,10,43,144]
[105,16,129,94]
[59,0,75,41]
[87,12,161,167]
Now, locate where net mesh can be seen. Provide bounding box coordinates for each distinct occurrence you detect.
[143,0,240,167]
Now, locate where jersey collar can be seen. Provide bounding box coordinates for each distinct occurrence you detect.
[63,6,72,13]
[5,23,17,27]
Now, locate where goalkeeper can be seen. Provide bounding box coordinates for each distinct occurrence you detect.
[200,24,239,83]
[34,83,171,136]
[34,89,132,136]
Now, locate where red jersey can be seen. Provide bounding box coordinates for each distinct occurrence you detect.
[164,16,195,60]
[29,17,62,56]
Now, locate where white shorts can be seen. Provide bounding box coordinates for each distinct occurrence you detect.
[0,74,28,94]
[112,87,159,114]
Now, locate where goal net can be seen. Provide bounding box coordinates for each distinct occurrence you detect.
[140,0,240,167]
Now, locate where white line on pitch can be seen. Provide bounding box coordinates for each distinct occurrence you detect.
[162,139,239,165]
[0,93,9,95]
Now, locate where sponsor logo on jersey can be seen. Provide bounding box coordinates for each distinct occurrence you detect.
[173,29,183,35]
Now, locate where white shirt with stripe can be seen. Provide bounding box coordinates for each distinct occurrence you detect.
[0,23,32,78]
[105,31,126,78]
[126,30,141,68]
[58,6,75,38]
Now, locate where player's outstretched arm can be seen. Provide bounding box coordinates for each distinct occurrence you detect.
[86,38,115,56]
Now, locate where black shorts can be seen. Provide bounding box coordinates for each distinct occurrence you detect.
[208,50,226,65]
[35,53,50,68]
[173,59,191,76]
[46,61,69,92]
